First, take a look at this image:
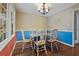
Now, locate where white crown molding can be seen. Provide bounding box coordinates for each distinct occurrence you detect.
[49,3,76,17]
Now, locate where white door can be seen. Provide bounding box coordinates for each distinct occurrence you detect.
[75,11,79,44]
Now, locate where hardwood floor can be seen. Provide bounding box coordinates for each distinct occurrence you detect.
[12,42,79,56]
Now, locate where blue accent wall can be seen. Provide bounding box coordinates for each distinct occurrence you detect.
[57,31,72,45]
[16,31,31,41]
[16,30,72,45]
[16,31,23,41]
[24,31,30,40]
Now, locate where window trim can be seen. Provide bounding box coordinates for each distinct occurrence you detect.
[0,3,15,52]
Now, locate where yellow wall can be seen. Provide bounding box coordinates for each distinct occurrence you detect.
[16,13,48,30]
[48,4,79,32]
[16,4,79,31]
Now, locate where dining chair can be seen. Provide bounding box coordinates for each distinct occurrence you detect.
[32,30,47,56]
[21,29,31,52]
[47,29,58,52]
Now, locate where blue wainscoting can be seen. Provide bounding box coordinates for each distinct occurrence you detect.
[16,31,23,41]
[57,31,72,45]
[16,31,31,41]
[16,30,72,45]
[24,31,31,40]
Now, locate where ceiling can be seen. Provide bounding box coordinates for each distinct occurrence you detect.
[15,3,76,16]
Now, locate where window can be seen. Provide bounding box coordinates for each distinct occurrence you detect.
[11,12,13,35]
[0,3,15,51]
[0,3,7,42]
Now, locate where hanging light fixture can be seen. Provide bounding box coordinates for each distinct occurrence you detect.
[38,3,50,15]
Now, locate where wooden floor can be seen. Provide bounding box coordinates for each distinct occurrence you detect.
[12,42,79,56]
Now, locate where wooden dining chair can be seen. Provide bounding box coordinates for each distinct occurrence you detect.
[21,29,32,52]
[32,31,47,56]
[47,29,59,52]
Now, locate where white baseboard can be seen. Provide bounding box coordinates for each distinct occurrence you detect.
[16,40,74,47]
[57,40,73,47]
[10,42,16,56]
[16,40,23,43]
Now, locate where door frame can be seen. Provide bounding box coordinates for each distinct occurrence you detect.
[72,8,79,47]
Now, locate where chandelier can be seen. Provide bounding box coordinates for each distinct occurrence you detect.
[38,3,50,15]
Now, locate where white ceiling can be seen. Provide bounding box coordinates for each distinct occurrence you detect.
[15,3,76,16]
